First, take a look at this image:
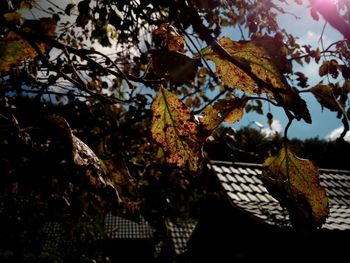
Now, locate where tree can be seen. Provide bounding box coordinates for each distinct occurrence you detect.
[0,0,349,261]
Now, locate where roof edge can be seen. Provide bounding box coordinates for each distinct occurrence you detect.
[208,159,350,174]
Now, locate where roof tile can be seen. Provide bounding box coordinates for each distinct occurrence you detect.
[221,166,232,174]
[222,182,233,192]
[230,167,240,174]
[217,173,228,183]
[231,183,244,192]
[237,192,250,202]
[241,184,252,193]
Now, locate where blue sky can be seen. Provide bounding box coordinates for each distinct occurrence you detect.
[223,1,349,141]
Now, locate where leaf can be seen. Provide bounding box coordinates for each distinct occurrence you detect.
[20,0,37,9]
[200,97,248,135]
[319,61,329,77]
[200,36,290,94]
[0,17,56,72]
[152,50,200,84]
[65,3,76,15]
[279,87,312,123]
[22,17,57,37]
[295,72,309,88]
[152,23,185,52]
[262,147,329,229]
[343,80,350,94]
[0,32,43,72]
[310,84,339,111]
[4,12,22,23]
[310,8,320,21]
[47,115,108,188]
[100,158,141,217]
[151,86,201,172]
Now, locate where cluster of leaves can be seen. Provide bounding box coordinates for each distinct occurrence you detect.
[1,0,350,260]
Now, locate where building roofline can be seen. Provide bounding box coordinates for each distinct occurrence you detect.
[208,159,350,174]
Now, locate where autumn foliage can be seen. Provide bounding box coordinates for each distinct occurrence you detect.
[1,0,350,261]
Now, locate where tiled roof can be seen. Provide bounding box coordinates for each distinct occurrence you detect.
[42,214,196,257]
[209,160,350,230]
[167,219,197,255]
[41,214,155,255]
[41,221,73,256]
[104,212,154,239]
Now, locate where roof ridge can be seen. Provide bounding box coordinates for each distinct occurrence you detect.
[208,159,350,173]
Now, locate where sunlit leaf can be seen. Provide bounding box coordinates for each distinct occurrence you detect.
[310,84,339,111]
[200,36,290,94]
[151,86,201,172]
[200,97,248,135]
[262,147,329,228]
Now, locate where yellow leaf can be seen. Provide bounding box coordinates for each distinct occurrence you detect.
[262,147,329,229]
[151,86,201,172]
[200,97,248,135]
[201,36,290,94]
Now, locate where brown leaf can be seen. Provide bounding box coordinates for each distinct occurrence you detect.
[280,88,312,123]
[100,158,141,217]
[152,23,185,52]
[310,84,340,111]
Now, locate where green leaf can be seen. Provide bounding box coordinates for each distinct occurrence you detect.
[151,86,201,172]
[262,147,329,229]
[200,36,290,94]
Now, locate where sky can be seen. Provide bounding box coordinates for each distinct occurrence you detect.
[225,0,350,142]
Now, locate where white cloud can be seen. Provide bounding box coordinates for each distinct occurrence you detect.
[326,127,350,142]
[261,119,283,138]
